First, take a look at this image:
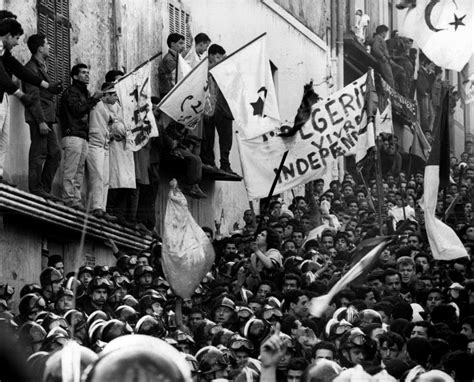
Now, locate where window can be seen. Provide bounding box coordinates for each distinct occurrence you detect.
[168,0,192,49]
[37,0,71,90]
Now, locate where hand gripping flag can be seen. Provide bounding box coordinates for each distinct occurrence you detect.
[420,91,469,261]
[158,57,209,130]
[399,0,474,71]
[210,33,281,139]
[115,62,158,151]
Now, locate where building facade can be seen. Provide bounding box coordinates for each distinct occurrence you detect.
[0,0,338,292]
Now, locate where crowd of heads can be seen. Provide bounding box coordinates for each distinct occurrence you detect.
[0,145,473,381]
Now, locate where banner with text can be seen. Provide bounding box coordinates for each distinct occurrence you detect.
[238,73,368,199]
[158,57,209,130]
[116,62,158,151]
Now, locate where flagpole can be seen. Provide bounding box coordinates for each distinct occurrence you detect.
[113,51,163,85]
[254,150,289,236]
[157,56,209,107]
[210,33,267,71]
[369,69,384,236]
[374,132,385,236]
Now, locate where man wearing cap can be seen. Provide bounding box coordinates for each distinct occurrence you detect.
[54,288,75,315]
[213,296,236,328]
[86,82,120,220]
[39,266,63,309]
[138,290,166,319]
[133,265,154,298]
[76,276,114,316]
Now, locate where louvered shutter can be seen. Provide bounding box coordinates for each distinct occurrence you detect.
[168,2,191,49]
[37,0,70,89]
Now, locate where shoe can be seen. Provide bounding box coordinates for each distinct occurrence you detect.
[117,215,136,229]
[32,190,62,203]
[202,163,218,171]
[187,184,207,199]
[67,203,86,212]
[220,166,239,176]
[0,177,17,187]
[103,212,118,223]
[92,209,105,218]
[134,222,152,236]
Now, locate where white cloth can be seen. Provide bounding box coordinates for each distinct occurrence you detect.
[389,205,415,229]
[0,93,10,177]
[108,103,135,189]
[86,145,109,210]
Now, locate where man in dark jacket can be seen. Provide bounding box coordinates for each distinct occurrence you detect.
[59,63,102,209]
[0,18,61,186]
[201,44,236,175]
[23,34,62,200]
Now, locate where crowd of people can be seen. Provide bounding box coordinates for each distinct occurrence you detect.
[1,5,474,382]
[0,145,473,381]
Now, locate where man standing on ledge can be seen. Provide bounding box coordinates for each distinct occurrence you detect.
[0,18,62,187]
[23,33,62,201]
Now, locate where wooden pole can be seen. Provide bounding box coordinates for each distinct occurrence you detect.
[254,150,289,236]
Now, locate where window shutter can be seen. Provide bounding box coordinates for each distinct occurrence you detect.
[37,0,70,89]
[168,2,191,49]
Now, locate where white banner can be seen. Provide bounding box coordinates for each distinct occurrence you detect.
[238,74,368,199]
[158,57,209,130]
[115,62,158,151]
[210,34,280,139]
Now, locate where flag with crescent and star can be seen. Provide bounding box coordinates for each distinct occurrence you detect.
[399,0,473,71]
[209,33,280,139]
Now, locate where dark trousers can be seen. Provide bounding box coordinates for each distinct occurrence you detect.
[200,113,233,169]
[163,149,202,186]
[136,163,160,231]
[107,188,138,222]
[28,122,61,193]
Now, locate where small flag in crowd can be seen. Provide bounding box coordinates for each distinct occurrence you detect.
[309,237,392,317]
[210,33,281,139]
[355,69,378,163]
[409,121,431,162]
[376,100,393,135]
[158,57,209,130]
[421,92,469,261]
[399,0,474,71]
[115,62,158,151]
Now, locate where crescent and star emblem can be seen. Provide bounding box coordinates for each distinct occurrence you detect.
[424,0,466,32]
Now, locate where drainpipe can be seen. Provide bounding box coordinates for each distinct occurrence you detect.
[336,0,345,178]
[111,0,123,69]
[336,0,345,89]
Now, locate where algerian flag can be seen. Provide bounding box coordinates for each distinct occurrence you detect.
[210,33,280,139]
[399,0,474,71]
